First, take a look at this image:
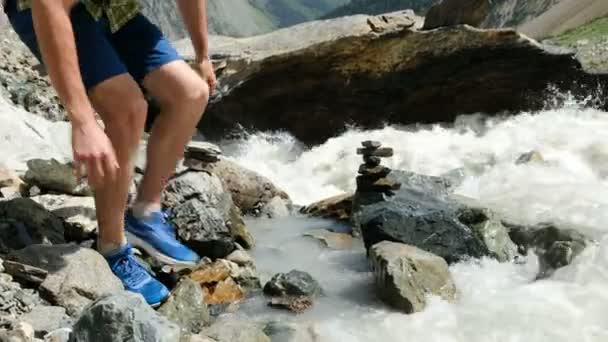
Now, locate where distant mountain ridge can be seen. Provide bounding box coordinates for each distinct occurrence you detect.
[141,0,348,40]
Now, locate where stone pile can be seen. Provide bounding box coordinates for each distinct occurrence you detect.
[355,141,401,203]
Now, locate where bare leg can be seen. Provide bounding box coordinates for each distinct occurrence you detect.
[136,60,209,207]
[88,74,148,252]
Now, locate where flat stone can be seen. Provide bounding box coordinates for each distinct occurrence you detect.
[23,159,91,196]
[358,165,391,177]
[363,155,381,167]
[185,141,222,161]
[226,250,253,266]
[72,292,181,342]
[361,141,382,148]
[9,245,123,316]
[300,193,353,221]
[356,176,401,192]
[2,261,48,286]
[158,278,211,334]
[303,229,354,250]
[356,147,393,157]
[19,306,72,337]
[369,241,457,313]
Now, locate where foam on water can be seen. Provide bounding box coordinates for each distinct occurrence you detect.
[218,102,608,341]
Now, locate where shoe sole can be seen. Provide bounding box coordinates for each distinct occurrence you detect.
[126,231,198,267]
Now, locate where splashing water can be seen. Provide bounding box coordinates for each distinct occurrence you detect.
[218,102,608,341]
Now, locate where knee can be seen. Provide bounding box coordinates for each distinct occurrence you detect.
[107,97,148,141]
[175,78,209,117]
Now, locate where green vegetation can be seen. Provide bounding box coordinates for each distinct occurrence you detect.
[552,16,608,45]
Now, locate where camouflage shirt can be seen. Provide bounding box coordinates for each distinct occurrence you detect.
[17,0,140,33]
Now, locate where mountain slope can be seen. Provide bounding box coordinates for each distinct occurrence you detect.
[141,0,347,40]
[323,0,437,18]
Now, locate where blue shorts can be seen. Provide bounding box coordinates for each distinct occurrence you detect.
[4,0,182,90]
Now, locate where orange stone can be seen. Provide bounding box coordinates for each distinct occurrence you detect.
[204,277,244,304]
[189,261,231,285]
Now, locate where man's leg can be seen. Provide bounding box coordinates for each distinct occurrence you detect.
[87,74,147,252]
[138,60,209,205]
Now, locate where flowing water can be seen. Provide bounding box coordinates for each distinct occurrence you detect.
[215,99,608,341]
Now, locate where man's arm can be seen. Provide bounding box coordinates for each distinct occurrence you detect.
[31,0,118,186]
[176,0,216,91]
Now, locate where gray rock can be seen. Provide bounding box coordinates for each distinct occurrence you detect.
[258,196,291,219]
[158,278,211,334]
[23,159,91,196]
[185,141,222,163]
[226,250,253,266]
[0,198,65,255]
[357,171,496,264]
[19,306,72,337]
[2,261,47,286]
[72,292,181,342]
[369,241,457,313]
[506,223,591,277]
[456,206,517,262]
[0,274,41,320]
[356,148,394,157]
[423,0,490,30]
[9,245,123,316]
[205,318,270,342]
[201,160,291,216]
[263,270,322,298]
[43,328,72,342]
[164,171,253,258]
[31,195,97,242]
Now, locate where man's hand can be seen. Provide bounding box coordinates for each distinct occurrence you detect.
[71,119,119,189]
[194,57,216,94]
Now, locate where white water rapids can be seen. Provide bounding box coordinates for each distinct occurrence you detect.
[215,100,608,341]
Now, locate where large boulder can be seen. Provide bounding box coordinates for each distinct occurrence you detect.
[72,292,181,342]
[163,171,253,258]
[423,0,491,30]
[174,11,607,145]
[199,159,291,217]
[369,241,457,313]
[8,245,123,316]
[357,170,516,264]
[0,198,65,255]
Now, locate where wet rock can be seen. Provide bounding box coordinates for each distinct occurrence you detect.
[303,229,354,250]
[23,159,91,196]
[358,170,492,264]
[358,165,392,177]
[31,195,97,242]
[2,261,47,286]
[456,206,517,262]
[258,196,291,219]
[158,278,211,334]
[263,322,316,342]
[9,244,123,316]
[423,0,490,30]
[0,322,35,342]
[363,155,381,167]
[300,193,353,222]
[201,159,291,216]
[263,270,322,298]
[506,223,590,277]
[268,296,313,314]
[369,241,457,313]
[0,198,65,255]
[164,171,250,258]
[185,141,222,163]
[226,250,253,266]
[205,318,270,342]
[515,150,545,165]
[19,306,72,338]
[72,292,181,342]
[356,147,394,158]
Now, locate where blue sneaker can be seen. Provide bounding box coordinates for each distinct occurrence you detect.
[124,210,200,266]
[105,244,169,307]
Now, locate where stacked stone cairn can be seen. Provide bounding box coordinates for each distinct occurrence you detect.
[355,141,401,203]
